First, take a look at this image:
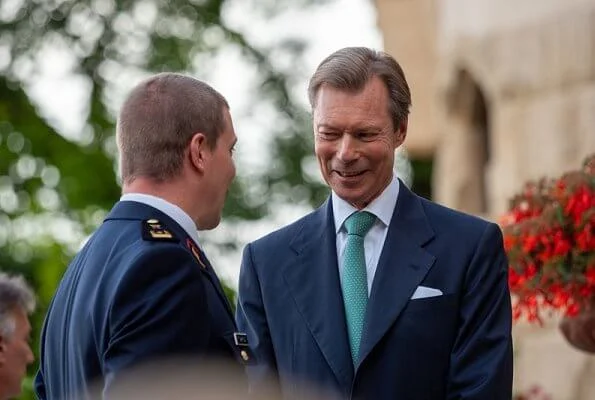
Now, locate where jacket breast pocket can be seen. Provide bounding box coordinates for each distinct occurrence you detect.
[403,293,458,314]
[398,293,459,356]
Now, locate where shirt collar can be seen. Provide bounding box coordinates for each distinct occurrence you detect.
[332,174,400,234]
[119,193,200,245]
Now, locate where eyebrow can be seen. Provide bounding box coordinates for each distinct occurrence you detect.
[316,123,337,130]
[317,123,381,132]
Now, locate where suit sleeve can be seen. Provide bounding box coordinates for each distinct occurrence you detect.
[447,223,513,400]
[103,245,210,395]
[236,243,281,396]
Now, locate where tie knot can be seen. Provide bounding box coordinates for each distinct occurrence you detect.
[344,211,376,237]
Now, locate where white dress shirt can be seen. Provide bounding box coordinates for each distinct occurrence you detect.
[332,174,400,295]
[120,193,201,246]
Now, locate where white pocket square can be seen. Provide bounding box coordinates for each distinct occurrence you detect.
[410,286,443,300]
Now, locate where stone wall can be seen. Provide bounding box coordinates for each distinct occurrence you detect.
[434,2,595,216]
[375,0,595,398]
[375,0,438,157]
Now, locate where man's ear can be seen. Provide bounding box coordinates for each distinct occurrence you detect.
[394,117,408,148]
[188,133,209,174]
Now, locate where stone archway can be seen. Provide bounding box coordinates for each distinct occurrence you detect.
[433,68,491,216]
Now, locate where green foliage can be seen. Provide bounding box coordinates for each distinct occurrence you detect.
[410,158,434,200]
[0,0,329,398]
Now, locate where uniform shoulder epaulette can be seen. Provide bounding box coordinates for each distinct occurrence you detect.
[142,219,178,242]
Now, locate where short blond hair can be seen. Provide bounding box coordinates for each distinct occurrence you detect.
[117,73,229,184]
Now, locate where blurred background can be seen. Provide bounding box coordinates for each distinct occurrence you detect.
[0,0,593,398]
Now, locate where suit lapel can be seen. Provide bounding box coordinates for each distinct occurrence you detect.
[357,184,436,369]
[282,200,354,388]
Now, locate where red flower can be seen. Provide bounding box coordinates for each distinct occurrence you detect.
[552,238,571,256]
[502,153,595,323]
[522,235,539,253]
[586,268,595,286]
[565,302,580,317]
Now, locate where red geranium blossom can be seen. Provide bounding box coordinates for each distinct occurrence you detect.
[501,154,595,323]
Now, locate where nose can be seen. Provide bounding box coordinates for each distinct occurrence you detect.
[336,135,358,163]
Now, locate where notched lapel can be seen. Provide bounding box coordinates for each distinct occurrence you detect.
[282,201,354,388]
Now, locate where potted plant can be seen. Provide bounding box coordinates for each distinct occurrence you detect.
[501,154,595,351]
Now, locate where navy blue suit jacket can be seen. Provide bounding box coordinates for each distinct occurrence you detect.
[35,201,247,399]
[236,182,513,399]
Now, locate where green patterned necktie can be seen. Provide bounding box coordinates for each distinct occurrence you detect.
[341,211,376,366]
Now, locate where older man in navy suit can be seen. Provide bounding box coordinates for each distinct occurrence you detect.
[236,47,513,399]
[35,73,250,399]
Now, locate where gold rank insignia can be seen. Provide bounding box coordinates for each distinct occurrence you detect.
[142,219,177,242]
[186,238,207,269]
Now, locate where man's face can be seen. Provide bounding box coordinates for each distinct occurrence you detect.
[0,308,34,399]
[313,76,406,209]
[200,108,237,230]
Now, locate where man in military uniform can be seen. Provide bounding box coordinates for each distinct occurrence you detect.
[35,73,250,399]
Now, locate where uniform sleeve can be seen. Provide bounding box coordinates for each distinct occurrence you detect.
[103,245,210,396]
[236,243,282,397]
[446,223,514,399]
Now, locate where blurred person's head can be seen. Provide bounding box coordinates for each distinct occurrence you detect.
[308,47,411,209]
[92,357,333,400]
[117,73,237,230]
[0,273,35,400]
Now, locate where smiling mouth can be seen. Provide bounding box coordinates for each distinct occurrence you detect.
[335,170,366,178]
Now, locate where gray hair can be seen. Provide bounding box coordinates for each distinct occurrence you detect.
[308,47,412,130]
[0,273,35,339]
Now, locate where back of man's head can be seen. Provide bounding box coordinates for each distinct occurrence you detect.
[0,272,35,400]
[116,73,229,185]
